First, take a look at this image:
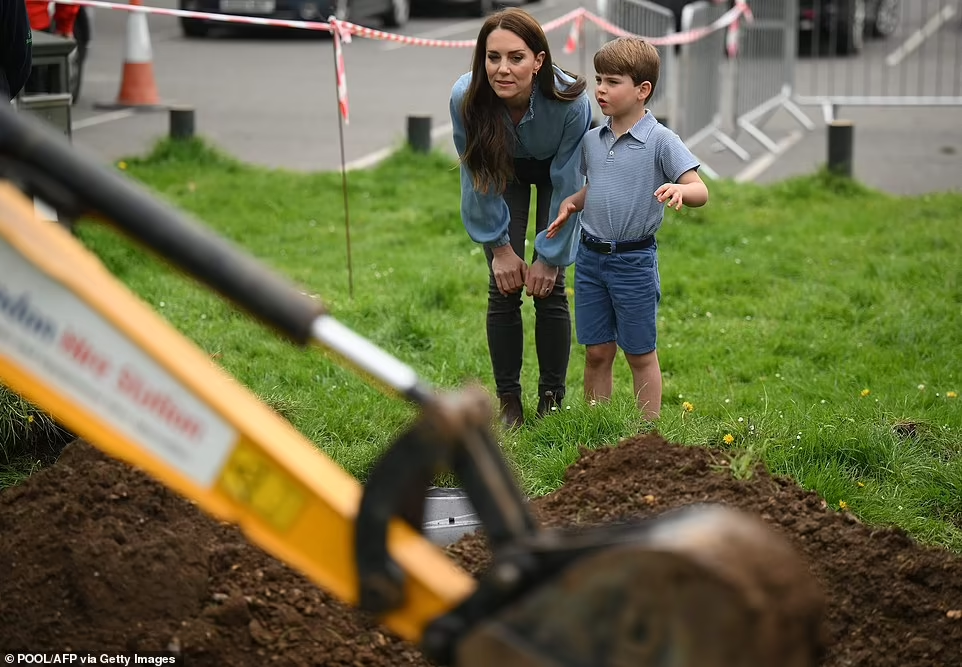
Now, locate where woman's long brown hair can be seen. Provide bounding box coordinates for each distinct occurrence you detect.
[459,8,587,195]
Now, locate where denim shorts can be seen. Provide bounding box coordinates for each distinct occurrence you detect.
[574,241,661,355]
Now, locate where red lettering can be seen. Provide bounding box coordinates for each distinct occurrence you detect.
[59,330,111,379]
[117,365,206,442]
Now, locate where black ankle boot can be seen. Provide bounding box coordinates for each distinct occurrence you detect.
[498,393,524,430]
[537,390,563,418]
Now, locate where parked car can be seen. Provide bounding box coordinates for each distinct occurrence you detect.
[177,0,409,37]
[798,0,902,55]
[421,0,532,19]
[643,0,900,57]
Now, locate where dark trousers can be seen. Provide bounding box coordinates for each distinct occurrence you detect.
[484,157,571,398]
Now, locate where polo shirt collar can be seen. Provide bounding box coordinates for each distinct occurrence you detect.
[601,109,657,142]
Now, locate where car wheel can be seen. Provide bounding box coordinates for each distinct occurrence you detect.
[334,0,351,20]
[871,0,901,37]
[180,18,209,37]
[836,0,865,55]
[471,0,494,18]
[382,0,409,27]
[179,0,209,37]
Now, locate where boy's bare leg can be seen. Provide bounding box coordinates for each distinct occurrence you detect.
[625,349,662,420]
[584,342,618,401]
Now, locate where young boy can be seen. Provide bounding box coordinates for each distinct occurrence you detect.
[546,37,708,420]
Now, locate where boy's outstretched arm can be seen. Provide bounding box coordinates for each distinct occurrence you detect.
[655,169,709,211]
[545,184,588,239]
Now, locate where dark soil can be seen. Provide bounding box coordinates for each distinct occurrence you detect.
[1,433,960,666]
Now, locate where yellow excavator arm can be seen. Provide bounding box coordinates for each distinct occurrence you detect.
[0,177,474,642]
[0,104,823,667]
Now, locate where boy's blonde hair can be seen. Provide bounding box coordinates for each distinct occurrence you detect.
[593,37,660,104]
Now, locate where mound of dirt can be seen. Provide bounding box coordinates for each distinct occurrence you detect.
[1,433,960,666]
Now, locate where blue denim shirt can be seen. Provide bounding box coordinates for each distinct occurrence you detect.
[449,65,592,268]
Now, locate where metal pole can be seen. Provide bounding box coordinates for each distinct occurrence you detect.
[827,120,854,177]
[332,33,354,299]
[406,116,432,153]
[169,106,195,140]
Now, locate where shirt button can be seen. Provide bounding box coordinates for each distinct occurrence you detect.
[609,151,614,156]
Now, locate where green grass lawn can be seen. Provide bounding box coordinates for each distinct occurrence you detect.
[2,136,960,551]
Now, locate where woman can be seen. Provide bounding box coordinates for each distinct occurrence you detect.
[450,7,592,429]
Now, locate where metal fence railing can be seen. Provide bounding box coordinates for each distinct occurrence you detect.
[731,0,816,153]
[677,1,750,162]
[603,0,680,128]
[792,0,962,122]
[552,0,962,176]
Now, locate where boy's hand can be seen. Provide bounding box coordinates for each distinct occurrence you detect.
[546,199,579,239]
[655,183,685,211]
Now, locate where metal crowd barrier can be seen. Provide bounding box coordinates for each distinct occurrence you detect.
[676,1,749,165]
[603,0,679,128]
[731,0,815,154]
[793,0,962,122]
[598,0,742,175]
[600,0,812,160]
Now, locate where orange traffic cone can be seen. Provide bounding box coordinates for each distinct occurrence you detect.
[96,0,168,110]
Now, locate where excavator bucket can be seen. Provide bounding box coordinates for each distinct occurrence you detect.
[454,505,823,667]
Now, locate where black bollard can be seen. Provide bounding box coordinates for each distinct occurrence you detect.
[827,120,854,177]
[407,115,432,154]
[169,105,195,141]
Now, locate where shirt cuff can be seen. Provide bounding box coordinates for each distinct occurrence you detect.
[484,233,512,250]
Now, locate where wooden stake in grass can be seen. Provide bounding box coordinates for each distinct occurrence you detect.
[331,22,354,299]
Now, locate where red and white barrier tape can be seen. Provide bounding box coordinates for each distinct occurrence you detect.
[563,10,584,55]
[727,0,752,57]
[28,0,750,123]
[540,6,586,35]
[332,23,475,48]
[582,2,748,47]
[28,0,747,49]
[329,17,351,124]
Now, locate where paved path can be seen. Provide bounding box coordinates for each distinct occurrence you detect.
[67,0,961,195]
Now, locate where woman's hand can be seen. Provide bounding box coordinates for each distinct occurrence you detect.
[525,259,560,299]
[491,246,527,296]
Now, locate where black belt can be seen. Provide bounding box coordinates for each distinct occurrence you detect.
[581,231,655,254]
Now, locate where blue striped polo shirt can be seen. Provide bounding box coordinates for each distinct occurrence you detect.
[579,111,700,242]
